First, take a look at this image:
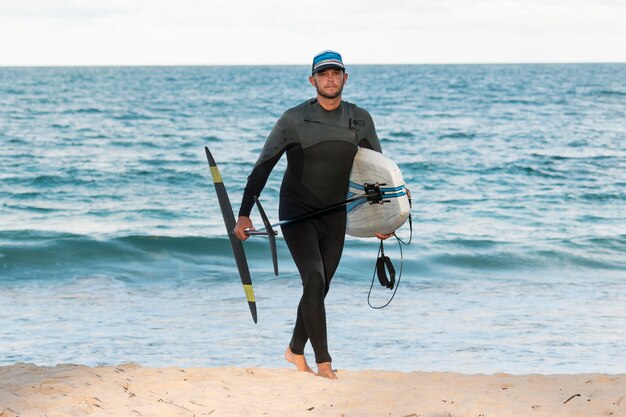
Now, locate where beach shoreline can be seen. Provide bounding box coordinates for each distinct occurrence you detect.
[1,363,624,417]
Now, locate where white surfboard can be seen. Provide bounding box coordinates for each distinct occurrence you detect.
[346,147,411,237]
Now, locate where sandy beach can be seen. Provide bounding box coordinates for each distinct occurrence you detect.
[1,363,624,417]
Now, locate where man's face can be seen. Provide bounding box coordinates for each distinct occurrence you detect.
[310,68,348,99]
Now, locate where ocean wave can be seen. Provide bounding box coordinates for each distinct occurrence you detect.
[0,231,624,288]
[112,112,159,121]
[438,132,476,140]
[2,203,60,213]
[407,235,626,274]
[510,164,567,179]
[6,138,28,145]
[61,107,104,114]
[7,191,42,200]
[579,192,625,202]
[389,131,415,139]
[1,88,26,95]
[426,248,625,272]
[594,89,626,97]
[0,231,277,281]
[491,98,544,105]
[110,140,160,148]
[28,174,96,187]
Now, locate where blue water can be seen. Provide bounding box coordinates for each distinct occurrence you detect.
[1,65,625,374]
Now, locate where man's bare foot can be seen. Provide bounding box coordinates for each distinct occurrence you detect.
[316,362,338,379]
[284,347,314,374]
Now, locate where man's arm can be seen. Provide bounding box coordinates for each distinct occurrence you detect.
[235,113,292,240]
[356,107,382,153]
[234,153,282,240]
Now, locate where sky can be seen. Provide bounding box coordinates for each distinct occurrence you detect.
[1,0,625,66]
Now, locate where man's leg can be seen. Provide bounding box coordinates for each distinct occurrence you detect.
[313,212,346,379]
[281,220,333,369]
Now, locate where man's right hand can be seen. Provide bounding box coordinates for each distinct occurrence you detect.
[234,216,254,241]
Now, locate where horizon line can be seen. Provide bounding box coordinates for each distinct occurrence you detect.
[2,61,626,69]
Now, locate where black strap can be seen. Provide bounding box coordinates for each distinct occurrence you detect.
[367,213,413,309]
[397,212,412,245]
[375,241,396,289]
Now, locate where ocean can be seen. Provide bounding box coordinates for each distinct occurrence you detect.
[1,64,625,374]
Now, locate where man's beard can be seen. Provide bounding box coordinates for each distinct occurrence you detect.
[316,81,344,99]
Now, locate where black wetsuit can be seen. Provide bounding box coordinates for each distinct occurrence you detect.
[239,98,381,364]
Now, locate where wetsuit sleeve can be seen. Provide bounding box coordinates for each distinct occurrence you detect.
[238,114,292,217]
[357,108,382,152]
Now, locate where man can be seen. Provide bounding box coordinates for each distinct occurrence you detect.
[234,50,391,379]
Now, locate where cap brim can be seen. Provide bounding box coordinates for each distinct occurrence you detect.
[312,64,345,74]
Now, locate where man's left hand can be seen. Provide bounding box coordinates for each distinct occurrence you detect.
[375,232,394,240]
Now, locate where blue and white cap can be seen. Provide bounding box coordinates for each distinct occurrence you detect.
[312,50,345,75]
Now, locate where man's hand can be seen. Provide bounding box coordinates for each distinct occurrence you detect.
[375,232,394,240]
[234,216,254,241]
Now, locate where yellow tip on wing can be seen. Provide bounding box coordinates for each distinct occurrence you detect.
[210,166,223,183]
[243,284,255,302]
